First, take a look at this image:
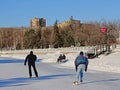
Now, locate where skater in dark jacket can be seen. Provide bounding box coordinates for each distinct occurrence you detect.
[57,54,63,63]
[73,51,88,85]
[62,54,66,60]
[24,51,38,78]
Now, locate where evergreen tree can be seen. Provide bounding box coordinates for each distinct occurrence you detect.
[61,29,75,47]
[35,28,42,48]
[52,20,63,48]
[23,29,36,49]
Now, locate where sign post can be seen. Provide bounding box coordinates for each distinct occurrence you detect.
[100,27,107,33]
[100,27,108,52]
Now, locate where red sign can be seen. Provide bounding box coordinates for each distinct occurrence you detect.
[100,28,107,33]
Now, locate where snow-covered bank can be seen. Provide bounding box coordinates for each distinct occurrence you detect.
[1,47,120,73]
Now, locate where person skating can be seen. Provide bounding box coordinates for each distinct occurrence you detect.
[62,54,66,60]
[24,51,38,78]
[73,51,88,85]
[57,54,63,63]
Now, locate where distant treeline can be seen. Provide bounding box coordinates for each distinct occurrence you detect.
[0,20,119,50]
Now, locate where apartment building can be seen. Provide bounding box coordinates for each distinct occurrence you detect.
[30,18,46,29]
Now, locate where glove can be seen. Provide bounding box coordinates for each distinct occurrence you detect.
[85,65,88,72]
[75,65,78,72]
[75,65,77,72]
[24,63,26,66]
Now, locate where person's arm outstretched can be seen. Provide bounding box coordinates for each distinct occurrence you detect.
[24,55,28,65]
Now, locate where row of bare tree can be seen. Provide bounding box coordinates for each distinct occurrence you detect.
[0,28,26,50]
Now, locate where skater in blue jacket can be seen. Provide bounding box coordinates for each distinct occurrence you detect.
[73,51,88,85]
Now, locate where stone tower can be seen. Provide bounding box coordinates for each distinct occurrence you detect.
[30,18,46,29]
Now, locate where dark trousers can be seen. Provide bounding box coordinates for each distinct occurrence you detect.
[28,64,38,77]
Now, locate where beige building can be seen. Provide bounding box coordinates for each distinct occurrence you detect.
[57,19,80,28]
[30,18,46,29]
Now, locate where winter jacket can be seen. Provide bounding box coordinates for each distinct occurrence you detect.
[24,53,37,65]
[74,55,88,71]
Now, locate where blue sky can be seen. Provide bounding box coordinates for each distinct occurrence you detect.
[0,0,120,27]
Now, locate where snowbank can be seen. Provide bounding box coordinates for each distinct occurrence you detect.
[1,47,120,73]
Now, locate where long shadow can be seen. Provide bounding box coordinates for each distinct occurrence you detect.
[82,78,120,85]
[38,73,73,80]
[0,59,24,64]
[0,59,41,64]
[0,73,73,87]
[0,77,29,87]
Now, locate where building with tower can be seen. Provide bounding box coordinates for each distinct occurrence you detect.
[30,18,46,29]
